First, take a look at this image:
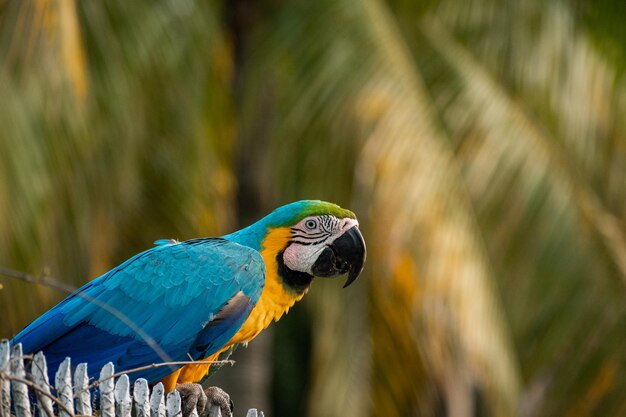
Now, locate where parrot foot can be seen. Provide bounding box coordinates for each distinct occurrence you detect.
[177,383,233,417]
[204,386,234,417]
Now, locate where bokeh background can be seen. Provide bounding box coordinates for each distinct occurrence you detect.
[1,0,625,416]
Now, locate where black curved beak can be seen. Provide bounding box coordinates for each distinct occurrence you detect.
[310,226,366,288]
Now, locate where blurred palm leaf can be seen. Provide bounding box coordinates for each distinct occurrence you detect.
[238,0,626,416]
[1,0,625,416]
[239,1,519,416]
[0,0,235,334]
[419,2,626,415]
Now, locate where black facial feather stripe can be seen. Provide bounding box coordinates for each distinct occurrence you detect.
[289,215,342,245]
[292,230,328,238]
[292,235,329,242]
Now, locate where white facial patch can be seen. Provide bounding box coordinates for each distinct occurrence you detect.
[283,215,359,274]
[282,244,325,274]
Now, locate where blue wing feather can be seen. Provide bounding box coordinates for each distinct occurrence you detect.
[11,238,265,383]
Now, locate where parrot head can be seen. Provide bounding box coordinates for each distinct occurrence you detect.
[279,206,366,289]
[226,200,366,293]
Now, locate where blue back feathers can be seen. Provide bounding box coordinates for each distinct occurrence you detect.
[11,238,264,383]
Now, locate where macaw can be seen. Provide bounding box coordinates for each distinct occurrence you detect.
[11,200,366,414]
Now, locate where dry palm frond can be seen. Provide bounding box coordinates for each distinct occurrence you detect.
[0,0,234,335]
[418,1,626,414]
[239,0,521,416]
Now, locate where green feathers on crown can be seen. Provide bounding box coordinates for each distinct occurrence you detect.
[265,200,356,227]
[222,200,357,251]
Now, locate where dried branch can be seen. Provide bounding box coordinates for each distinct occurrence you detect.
[85,359,236,391]
[0,267,75,294]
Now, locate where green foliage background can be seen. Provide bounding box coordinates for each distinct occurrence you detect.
[1,1,625,416]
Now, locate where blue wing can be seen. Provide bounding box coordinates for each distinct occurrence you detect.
[11,238,265,383]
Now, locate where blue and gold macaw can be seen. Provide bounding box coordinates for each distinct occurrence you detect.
[11,200,365,409]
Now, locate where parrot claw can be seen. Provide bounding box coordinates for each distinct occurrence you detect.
[177,383,207,417]
[177,383,233,417]
[204,386,234,417]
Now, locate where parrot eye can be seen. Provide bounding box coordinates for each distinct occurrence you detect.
[305,219,318,230]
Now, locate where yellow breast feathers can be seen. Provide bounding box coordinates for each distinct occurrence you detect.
[170,226,305,387]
